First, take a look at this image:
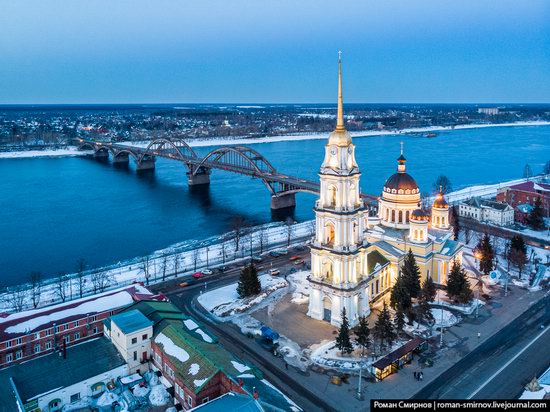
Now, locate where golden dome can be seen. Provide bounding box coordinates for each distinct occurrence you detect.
[433,191,449,209]
[328,129,352,146]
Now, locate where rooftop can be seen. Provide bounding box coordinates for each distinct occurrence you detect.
[110,309,153,334]
[504,181,550,193]
[190,392,264,412]
[0,285,152,341]
[366,250,390,275]
[0,338,126,409]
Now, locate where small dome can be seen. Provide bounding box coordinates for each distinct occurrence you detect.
[433,192,449,208]
[328,129,352,146]
[384,172,419,192]
[410,208,430,221]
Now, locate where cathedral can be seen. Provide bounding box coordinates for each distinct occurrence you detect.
[307,55,463,327]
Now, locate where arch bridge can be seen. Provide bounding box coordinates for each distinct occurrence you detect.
[75,137,377,210]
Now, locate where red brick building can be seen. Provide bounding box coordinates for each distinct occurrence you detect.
[496,181,550,221]
[0,285,158,369]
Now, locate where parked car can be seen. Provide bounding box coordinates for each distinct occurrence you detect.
[192,272,203,279]
[179,282,190,288]
[269,268,280,276]
[269,251,280,257]
[202,269,213,275]
[289,256,301,261]
[252,256,262,262]
[294,259,304,265]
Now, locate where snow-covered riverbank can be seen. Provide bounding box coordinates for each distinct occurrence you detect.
[1,121,549,159]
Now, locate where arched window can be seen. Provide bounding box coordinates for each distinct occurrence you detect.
[398,210,403,223]
[391,210,395,222]
[327,185,337,207]
[325,223,335,246]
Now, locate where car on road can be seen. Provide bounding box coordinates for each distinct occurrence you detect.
[289,255,301,261]
[192,272,203,279]
[252,256,262,262]
[269,251,280,257]
[269,268,280,276]
[202,269,213,275]
[293,259,304,265]
[179,282,190,288]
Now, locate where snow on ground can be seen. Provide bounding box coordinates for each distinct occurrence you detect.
[0,147,92,159]
[149,385,170,406]
[97,391,119,406]
[0,219,314,314]
[431,289,484,315]
[132,383,150,398]
[288,270,310,304]
[431,308,459,328]
[155,333,190,362]
[198,274,287,318]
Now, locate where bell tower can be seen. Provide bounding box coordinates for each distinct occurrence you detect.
[307,53,370,327]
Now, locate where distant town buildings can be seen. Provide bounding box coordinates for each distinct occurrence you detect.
[477,107,499,115]
[458,197,514,226]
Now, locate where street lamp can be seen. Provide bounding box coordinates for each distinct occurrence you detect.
[357,353,365,400]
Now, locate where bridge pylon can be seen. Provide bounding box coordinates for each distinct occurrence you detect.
[270,193,296,210]
[187,167,211,186]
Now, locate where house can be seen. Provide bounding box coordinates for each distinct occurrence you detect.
[515,203,534,224]
[105,309,153,374]
[0,285,156,369]
[496,181,550,218]
[0,337,128,412]
[459,197,514,226]
[105,300,302,411]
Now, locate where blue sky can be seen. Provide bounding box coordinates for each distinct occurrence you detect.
[0,0,548,104]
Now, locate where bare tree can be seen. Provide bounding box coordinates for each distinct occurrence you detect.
[140,256,151,285]
[90,270,112,294]
[76,258,87,298]
[231,216,247,252]
[5,285,28,312]
[160,255,168,282]
[420,191,431,209]
[173,253,182,277]
[259,227,268,254]
[464,227,473,244]
[30,271,42,309]
[285,217,294,247]
[433,175,453,194]
[222,242,229,265]
[55,273,69,303]
[192,248,201,272]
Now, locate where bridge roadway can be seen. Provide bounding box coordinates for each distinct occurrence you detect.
[76,137,378,210]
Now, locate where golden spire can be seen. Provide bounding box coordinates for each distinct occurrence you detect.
[336,51,345,131]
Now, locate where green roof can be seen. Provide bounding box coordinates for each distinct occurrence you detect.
[110,309,153,334]
[367,249,390,274]
[191,392,264,412]
[154,324,221,394]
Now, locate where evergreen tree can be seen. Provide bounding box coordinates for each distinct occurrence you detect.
[390,274,411,312]
[510,235,527,255]
[451,206,460,241]
[374,303,396,352]
[475,233,495,276]
[421,275,437,303]
[354,315,371,355]
[237,263,261,298]
[446,260,473,304]
[336,307,353,355]
[415,299,434,326]
[393,305,406,334]
[528,196,545,231]
[401,249,422,299]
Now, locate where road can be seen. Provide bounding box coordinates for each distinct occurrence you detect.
[150,247,334,412]
[413,293,550,400]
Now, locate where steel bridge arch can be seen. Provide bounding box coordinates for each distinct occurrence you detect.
[194,146,279,194]
[138,138,198,164]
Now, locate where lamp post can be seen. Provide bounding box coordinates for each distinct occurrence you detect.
[357,353,365,400]
[438,292,444,347]
[474,251,482,318]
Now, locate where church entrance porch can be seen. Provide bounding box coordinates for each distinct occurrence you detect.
[322,296,332,322]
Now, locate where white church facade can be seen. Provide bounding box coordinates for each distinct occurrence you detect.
[307,55,463,327]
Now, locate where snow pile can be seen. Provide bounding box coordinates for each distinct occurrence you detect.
[231,360,250,373]
[97,391,119,406]
[288,271,310,305]
[198,275,287,318]
[132,383,150,398]
[310,340,369,371]
[431,308,459,328]
[63,398,91,411]
[155,333,190,362]
[144,370,159,386]
[165,408,178,412]
[188,363,200,376]
[149,385,170,406]
[194,378,208,388]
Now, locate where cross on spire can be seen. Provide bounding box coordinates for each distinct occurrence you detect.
[336,51,345,131]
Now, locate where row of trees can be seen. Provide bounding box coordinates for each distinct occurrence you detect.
[335,249,474,357]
